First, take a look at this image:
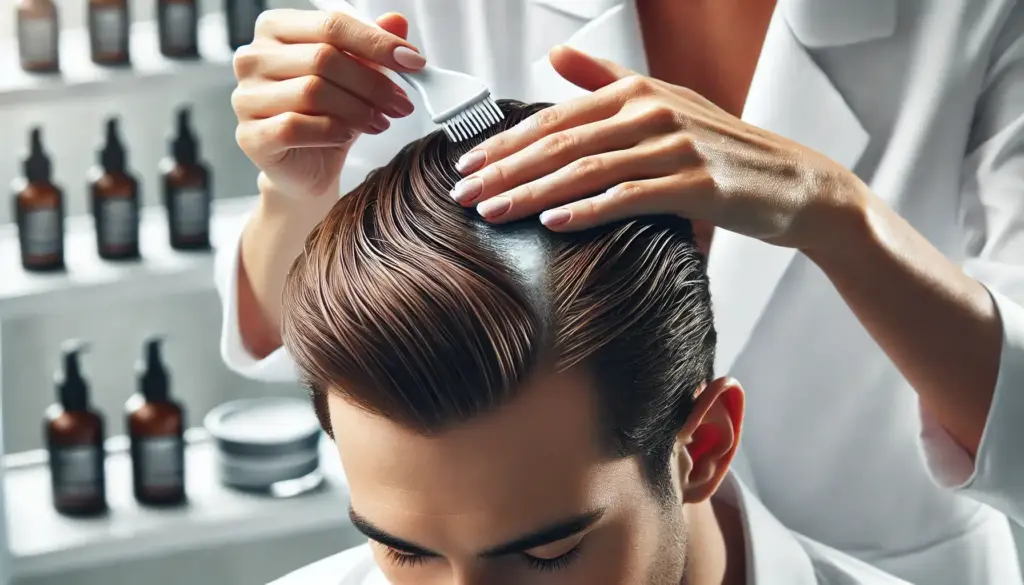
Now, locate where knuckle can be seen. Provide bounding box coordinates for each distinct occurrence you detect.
[619,74,654,96]
[320,12,351,41]
[642,103,680,128]
[664,133,697,156]
[275,112,306,143]
[229,87,248,116]
[608,181,639,201]
[311,43,337,75]
[532,108,561,131]
[232,44,259,79]
[235,125,253,153]
[539,132,577,159]
[253,10,277,38]
[569,156,603,178]
[299,76,325,107]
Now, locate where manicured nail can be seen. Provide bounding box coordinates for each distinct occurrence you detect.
[451,178,483,204]
[540,208,571,227]
[391,96,415,116]
[456,150,486,174]
[477,196,511,218]
[393,46,426,70]
[370,111,390,132]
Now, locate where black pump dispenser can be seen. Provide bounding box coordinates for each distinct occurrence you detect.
[138,336,169,402]
[56,340,90,412]
[24,127,52,183]
[171,108,199,166]
[100,117,127,173]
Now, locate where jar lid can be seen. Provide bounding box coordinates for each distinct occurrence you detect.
[204,397,322,458]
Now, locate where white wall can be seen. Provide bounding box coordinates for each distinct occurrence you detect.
[0,0,314,454]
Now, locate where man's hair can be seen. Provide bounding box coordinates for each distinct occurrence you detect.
[282,100,716,495]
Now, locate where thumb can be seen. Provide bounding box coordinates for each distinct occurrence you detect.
[375,12,410,39]
[549,45,637,92]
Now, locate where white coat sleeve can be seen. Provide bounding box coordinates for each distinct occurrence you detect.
[919,5,1024,524]
[217,0,532,383]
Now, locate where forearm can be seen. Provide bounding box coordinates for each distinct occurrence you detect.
[237,173,340,358]
[805,188,1003,456]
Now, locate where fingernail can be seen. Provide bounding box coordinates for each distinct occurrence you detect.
[451,177,483,204]
[392,97,415,116]
[477,196,511,218]
[540,208,571,227]
[393,46,426,70]
[370,111,390,132]
[456,150,485,174]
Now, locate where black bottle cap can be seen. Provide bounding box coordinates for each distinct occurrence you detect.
[99,117,127,173]
[56,340,90,412]
[171,107,199,166]
[23,127,52,183]
[138,336,170,402]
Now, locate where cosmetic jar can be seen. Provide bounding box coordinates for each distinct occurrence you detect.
[204,397,324,495]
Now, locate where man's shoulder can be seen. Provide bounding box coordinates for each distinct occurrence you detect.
[268,544,381,585]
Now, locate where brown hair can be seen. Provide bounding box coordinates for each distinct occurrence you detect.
[282,100,715,492]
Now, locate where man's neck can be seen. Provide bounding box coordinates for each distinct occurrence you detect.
[683,500,748,585]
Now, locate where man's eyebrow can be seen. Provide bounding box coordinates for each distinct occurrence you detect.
[480,509,605,557]
[349,508,439,557]
[348,507,606,559]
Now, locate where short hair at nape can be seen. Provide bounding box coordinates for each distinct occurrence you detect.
[282,100,716,496]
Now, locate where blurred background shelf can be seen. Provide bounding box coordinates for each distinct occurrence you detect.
[0,196,254,321]
[4,431,359,580]
[0,13,236,109]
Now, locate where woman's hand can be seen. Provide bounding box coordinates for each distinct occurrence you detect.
[231,9,423,199]
[452,46,866,253]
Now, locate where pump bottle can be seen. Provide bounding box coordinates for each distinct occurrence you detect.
[90,117,140,261]
[126,336,186,506]
[13,127,64,272]
[45,340,107,516]
[162,107,211,250]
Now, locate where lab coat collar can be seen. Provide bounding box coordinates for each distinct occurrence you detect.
[716,471,820,584]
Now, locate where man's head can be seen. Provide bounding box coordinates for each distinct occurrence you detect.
[282,101,744,584]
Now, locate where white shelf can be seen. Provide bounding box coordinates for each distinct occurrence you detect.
[4,431,352,578]
[0,13,236,108]
[0,195,255,321]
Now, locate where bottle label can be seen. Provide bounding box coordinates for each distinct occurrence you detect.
[18,17,58,66]
[164,4,197,52]
[138,436,184,489]
[99,198,137,249]
[53,446,102,499]
[172,187,209,239]
[22,208,61,258]
[92,7,127,57]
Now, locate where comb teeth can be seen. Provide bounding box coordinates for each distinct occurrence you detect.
[441,97,505,142]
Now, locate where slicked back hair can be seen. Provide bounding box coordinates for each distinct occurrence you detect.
[282,100,716,496]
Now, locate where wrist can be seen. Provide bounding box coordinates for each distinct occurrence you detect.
[256,172,340,227]
[801,170,879,270]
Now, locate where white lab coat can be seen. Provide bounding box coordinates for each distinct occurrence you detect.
[268,473,915,585]
[215,0,1024,584]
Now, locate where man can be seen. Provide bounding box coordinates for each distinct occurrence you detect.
[269,101,910,584]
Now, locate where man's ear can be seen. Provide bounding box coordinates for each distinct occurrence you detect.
[675,378,744,504]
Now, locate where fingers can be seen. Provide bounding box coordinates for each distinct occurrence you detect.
[549,45,635,92]
[237,113,356,159]
[451,116,659,206]
[474,143,673,223]
[232,75,390,135]
[234,43,414,118]
[254,9,426,71]
[538,175,705,232]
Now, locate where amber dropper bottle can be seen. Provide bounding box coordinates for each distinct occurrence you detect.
[90,117,141,261]
[162,107,211,250]
[45,340,108,517]
[127,336,187,506]
[13,127,64,272]
[17,0,60,73]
